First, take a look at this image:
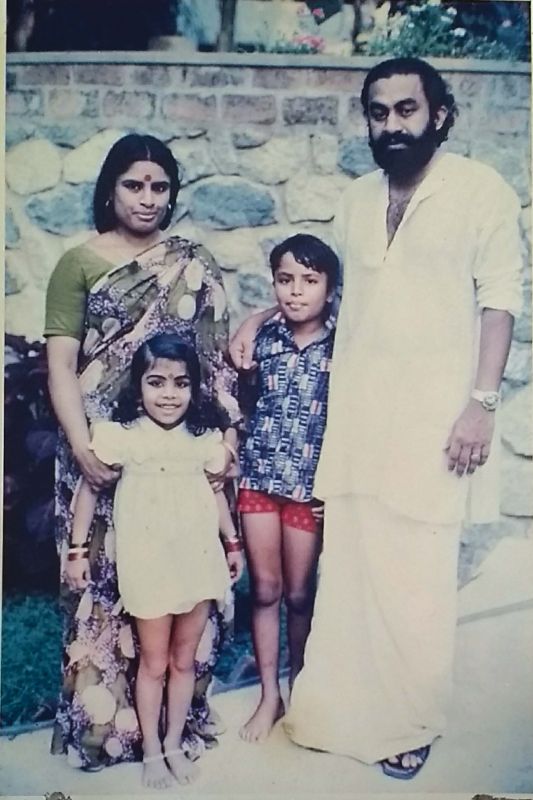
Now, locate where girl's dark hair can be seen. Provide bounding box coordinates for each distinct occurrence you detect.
[269,233,340,292]
[113,334,223,436]
[93,134,180,233]
[361,57,458,145]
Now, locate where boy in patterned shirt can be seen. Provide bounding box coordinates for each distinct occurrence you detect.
[237,233,339,743]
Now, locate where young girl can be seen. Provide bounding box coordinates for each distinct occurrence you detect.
[65,334,244,789]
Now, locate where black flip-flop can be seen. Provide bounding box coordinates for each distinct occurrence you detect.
[380,745,431,779]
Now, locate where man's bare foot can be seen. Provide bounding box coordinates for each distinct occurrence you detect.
[239,694,285,743]
[163,746,200,785]
[142,752,174,789]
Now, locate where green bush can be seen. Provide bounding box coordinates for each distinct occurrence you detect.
[0,593,62,727]
[363,1,529,60]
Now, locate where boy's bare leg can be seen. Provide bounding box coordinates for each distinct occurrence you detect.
[240,512,285,743]
[282,524,322,693]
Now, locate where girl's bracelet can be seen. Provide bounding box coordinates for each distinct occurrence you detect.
[69,540,90,550]
[223,538,243,553]
[67,549,89,562]
[222,441,238,464]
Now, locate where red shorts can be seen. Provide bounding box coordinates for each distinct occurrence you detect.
[237,488,319,534]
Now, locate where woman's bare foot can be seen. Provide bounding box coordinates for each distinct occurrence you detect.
[203,705,226,736]
[142,752,174,790]
[239,694,285,743]
[163,746,200,785]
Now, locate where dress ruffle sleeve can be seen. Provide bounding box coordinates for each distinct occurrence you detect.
[202,429,227,474]
[88,421,128,466]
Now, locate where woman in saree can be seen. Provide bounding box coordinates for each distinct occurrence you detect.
[45,134,241,772]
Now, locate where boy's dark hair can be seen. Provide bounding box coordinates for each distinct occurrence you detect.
[269,233,340,292]
[113,334,223,435]
[361,57,458,145]
[93,134,180,233]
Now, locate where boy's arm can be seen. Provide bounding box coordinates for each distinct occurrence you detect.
[228,306,278,370]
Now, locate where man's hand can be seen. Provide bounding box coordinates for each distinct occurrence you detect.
[444,399,496,477]
[74,446,121,492]
[310,499,325,523]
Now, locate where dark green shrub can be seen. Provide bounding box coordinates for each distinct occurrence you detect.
[3,335,59,593]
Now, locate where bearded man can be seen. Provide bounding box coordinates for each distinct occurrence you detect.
[230,57,523,779]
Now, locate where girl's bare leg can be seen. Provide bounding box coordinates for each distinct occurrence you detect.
[239,512,285,743]
[164,600,211,785]
[282,524,322,693]
[136,615,174,789]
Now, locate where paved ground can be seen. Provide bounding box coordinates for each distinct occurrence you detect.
[1,530,532,797]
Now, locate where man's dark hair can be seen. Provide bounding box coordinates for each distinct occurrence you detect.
[361,57,458,145]
[269,233,340,292]
[93,134,180,233]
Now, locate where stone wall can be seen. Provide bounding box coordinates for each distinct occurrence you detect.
[4,52,532,526]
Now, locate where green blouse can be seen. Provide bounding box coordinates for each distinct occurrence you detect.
[44,245,115,340]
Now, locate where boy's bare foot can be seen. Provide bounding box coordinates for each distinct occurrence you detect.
[239,694,285,743]
[142,752,174,790]
[164,746,200,785]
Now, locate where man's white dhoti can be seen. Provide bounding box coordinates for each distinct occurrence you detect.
[284,494,461,763]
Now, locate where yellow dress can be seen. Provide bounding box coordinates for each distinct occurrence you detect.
[91,418,231,619]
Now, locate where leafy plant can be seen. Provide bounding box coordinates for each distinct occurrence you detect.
[361,1,529,61]
[3,334,59,593]
[0,593,62,727]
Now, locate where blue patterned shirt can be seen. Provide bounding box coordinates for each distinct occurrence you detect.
[239,317,335,502]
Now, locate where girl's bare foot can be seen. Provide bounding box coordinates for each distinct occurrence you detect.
[239,694,285,743]
[163,746,200,785]
[142,752,174,790]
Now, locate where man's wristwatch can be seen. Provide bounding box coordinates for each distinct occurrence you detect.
[471,389,500,412]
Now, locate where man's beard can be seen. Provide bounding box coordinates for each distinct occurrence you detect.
[369,121,439,181]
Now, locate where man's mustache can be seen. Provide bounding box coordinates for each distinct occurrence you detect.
[376,132,415,147]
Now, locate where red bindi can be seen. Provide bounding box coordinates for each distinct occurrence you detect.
[143,174,152,181]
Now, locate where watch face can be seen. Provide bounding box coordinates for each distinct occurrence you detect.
[482,393,499,411]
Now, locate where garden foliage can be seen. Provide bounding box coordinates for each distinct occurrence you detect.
[363,1,530,61]
[4,335,59,592]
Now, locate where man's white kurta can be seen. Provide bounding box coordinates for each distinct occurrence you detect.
[314,152,523,524]
[285,152,523,763]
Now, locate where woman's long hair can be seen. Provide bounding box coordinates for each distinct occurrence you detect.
[113,334,224,436]
[93,134,180,233]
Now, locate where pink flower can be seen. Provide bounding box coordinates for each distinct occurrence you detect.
[312,7,326,20]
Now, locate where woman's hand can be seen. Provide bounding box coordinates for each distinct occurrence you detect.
[74,446,121,492]
[205,446,238,492]
[64,557,90,591]
[226,550,245,584]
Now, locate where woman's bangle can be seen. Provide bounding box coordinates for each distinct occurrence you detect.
[68,541,90,551]
[222,441,238,464]
[223,538,243,553]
